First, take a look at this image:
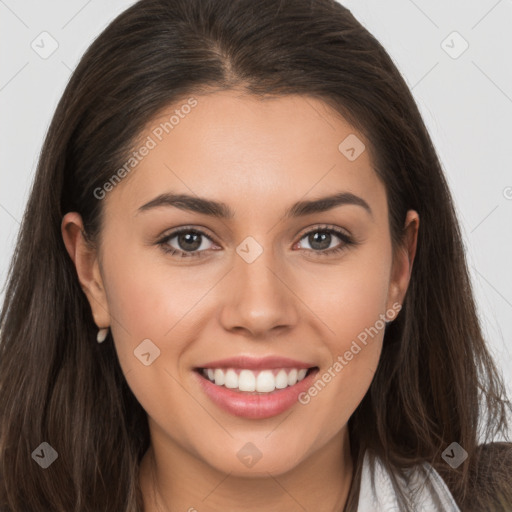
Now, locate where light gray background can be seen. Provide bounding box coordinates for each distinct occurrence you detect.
[1,1,511,429]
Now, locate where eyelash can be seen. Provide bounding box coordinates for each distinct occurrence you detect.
[157,224,356,259]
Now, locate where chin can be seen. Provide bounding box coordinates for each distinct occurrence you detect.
[201,445,306,477]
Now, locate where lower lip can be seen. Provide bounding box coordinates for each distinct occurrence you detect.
[194,368,319,419]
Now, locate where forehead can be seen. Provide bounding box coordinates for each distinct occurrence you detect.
[106,91,385,218]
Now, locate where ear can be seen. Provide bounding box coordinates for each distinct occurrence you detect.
[386,209,419,312]
[61,212,110,328]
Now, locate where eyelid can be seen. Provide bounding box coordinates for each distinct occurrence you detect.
[294,223,352,241]
[159,223,352,244]
[158,224,217,243]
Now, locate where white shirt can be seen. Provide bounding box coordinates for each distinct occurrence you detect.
[357,451,461,511]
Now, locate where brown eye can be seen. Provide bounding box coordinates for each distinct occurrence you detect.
[159,228,216,258]
[295,226,355,257]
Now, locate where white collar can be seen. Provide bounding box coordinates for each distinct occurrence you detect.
[357,451,461,511]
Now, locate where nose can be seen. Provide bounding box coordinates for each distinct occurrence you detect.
[219,247,300,338]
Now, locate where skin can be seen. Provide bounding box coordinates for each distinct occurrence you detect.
[62,90,419,512]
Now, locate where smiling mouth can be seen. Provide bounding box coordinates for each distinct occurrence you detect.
[195,366,319,394]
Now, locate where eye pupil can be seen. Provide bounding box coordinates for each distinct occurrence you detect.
[309,231,331,250]
[178,232,201,251]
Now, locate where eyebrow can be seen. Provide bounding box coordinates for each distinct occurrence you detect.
[137,191,373,219]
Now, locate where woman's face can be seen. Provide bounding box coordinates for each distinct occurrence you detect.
[63,90,417,476]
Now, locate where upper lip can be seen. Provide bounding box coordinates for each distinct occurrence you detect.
[197,355,316,370]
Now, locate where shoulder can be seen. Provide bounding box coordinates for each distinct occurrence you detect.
[462,442,512,511]
[357,444,512,511]
[357,450,461,511]
[470,441,512,476]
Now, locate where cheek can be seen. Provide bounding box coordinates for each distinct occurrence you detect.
[98,236,224,386]
[100,234,204,341]
[306,247,392,350]
[295,245,391,421]
[99,242,207,438]
[97,236,189,378]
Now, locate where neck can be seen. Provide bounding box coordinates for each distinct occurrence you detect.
[140,425,354,512]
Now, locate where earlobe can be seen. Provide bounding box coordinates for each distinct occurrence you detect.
[387,210,420,311]
[61,212,110,328]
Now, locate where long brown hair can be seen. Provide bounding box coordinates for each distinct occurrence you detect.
[1,0,510,510]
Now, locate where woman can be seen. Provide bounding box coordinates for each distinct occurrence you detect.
[0,0,511,510]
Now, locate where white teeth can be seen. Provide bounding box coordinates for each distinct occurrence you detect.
[287,369,298,386]
[224,369,238,389]
[256,370,275,392]
[275,369,289,389]
[201,367,311,393]
[239,370,256,391]
[214,369,225,386]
